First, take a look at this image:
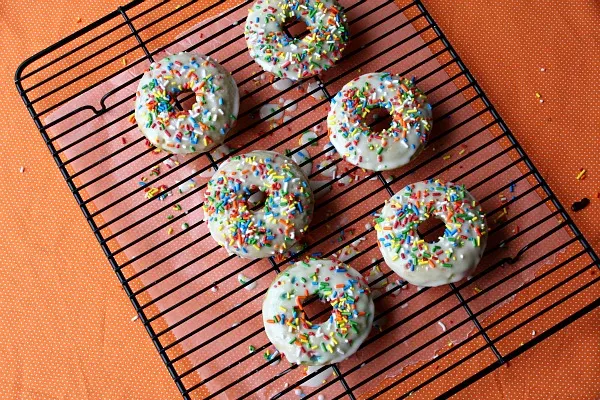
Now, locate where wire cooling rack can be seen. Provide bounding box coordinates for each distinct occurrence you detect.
[15,0,600,399]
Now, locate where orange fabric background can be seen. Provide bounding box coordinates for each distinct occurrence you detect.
[0,1,598,399]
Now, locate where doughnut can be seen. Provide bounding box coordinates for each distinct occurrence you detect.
[244,0,350,81]
[375,179,487,287]
[135,52,239,154]
[203,150,314,259]
[263,258,374,365]
[328,72,432,171]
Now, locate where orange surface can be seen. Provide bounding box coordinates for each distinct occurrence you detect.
[0,1,598,399]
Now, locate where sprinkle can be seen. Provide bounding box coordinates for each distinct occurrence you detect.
[576,169,586,180]
[437,321,447,332]
[249,345,256,353]
[181,222,189,230]
[19,166,25,173]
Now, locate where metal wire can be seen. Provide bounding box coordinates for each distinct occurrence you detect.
[14,0,600,399]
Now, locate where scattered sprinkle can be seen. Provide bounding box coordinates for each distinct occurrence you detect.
[238,273,258,290]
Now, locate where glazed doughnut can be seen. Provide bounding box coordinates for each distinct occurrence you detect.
[135,52,239,154]
[244,0,349,80]
[263,258,374,365]
[203,150,314,259]
[328,72,432,171]
[375,179,487,287]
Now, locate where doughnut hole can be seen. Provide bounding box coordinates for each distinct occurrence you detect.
[417,216,446,243]
[176,90,197,111]
[363,106,394,136]
[245,186,267,211]
[302,295,334,325]
[285,18,310,40]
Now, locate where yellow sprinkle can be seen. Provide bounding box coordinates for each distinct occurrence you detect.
[167,227,174,235]
[535,92,542,99]
[576,169,586,180]
[443,154,451,160]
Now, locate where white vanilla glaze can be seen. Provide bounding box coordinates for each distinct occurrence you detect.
[244,0,349,80]
[263,258,374,365]
[376,179,487,287]
[203,150,314,259]
[135,52,239,154]
[328,72,432,171]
